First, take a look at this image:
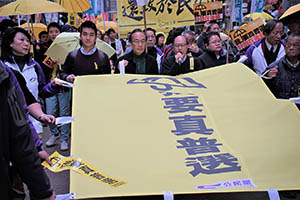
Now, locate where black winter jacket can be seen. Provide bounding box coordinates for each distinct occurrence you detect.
[161,55,203,76]
[115,51,158,75]
[265,56,300,102]
[0,62,53,199]
[198,50,234,69]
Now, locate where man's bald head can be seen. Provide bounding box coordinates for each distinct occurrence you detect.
[173,35,188,56]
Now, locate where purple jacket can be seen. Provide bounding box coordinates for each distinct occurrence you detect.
[3,57,59,100]
[3,65,42,148]
[245,38,285,72]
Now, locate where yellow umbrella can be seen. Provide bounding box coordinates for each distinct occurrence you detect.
[279,2,300,20]
[0,0,66,16]
[57,0,91,13]
[20,23,47,40]
[96,21,118,33]
[220,32,229,41]
[244,12,274,21]
[45,32,115,64]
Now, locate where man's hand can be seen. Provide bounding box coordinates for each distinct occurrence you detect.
[267,66,278,78]
[52,78,62,86]
[189,44,200,54]
[175,52,183,64]
[117,59,129,70]
[31,34,37,45]
[202,21,211,32]
[39,114,55,124]
[66,74,76,83]
[38,150,52,166]
[116,49,122,56]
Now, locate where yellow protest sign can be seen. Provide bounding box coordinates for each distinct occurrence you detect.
[194,1,223,24]
[70,63,300,198]
[68,13,83,28]
[118,0,195,38]
[43,152,126,187]
[230,18,265,51]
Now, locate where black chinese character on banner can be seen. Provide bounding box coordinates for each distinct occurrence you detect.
[122,0,143,21]
[146,0,157,12]
[156,0,177,15]
[102,178,118,185]
[79,165,95,175]
[90,172,105,180]
[185,153,241,176]
[177,0,193,15]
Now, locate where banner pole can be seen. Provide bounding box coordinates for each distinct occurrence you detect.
[226,0,234,64]
[117,0,120,39]
[143,5,147,53]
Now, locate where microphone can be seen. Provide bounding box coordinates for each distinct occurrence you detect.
[178,57,183,65]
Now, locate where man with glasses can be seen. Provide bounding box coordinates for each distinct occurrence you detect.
[196,21,239,60]
[115,28,158,74]
[245,20,286,76]
[161,35,202,75]
[183,30,203,57]
[265,32,300,109]
[198,32,234,69]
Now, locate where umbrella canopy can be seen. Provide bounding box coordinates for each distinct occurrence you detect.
[45,32,115,64]
[96,21,118,33]
[244,12,274,21]
[279,2,300,20]
[57,0,91,13]
[20,23,47,40]
[0,0,66,16]
[220,32,229,41]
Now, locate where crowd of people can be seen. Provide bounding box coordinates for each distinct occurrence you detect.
[0,3,300,198]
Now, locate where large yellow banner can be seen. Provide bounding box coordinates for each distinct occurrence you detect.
[71,63,300,199]
[118,0,196,38]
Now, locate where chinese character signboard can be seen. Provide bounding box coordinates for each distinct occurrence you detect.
[118,0,195,38]
[230,18,264,51]
[193,1,223,24]
[71,64,300,198]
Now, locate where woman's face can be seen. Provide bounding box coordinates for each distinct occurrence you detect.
[11,32,30,56]
[103,35,109,43]
[48,27,60,41]
[158,36,164,45]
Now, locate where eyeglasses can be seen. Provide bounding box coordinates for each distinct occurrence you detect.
[132,40,146,45]
[271,31,284,36]
[209,40,221,44]
[147,35,155,39]
[286,43,300,49]
[174,44,186,48]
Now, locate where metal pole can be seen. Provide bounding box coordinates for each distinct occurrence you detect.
[226,0,234,64]
[17,15,20,26]
[101,0,106,32]
[117,0,120,39]
[143,5,147,53]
